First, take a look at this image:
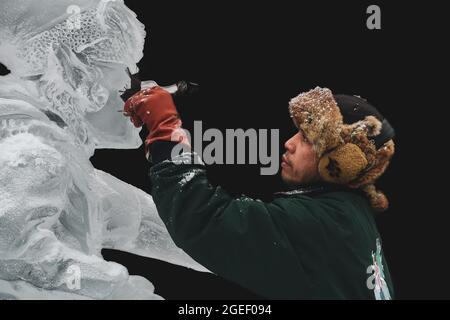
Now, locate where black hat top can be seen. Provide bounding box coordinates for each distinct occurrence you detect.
[333,94,395,149]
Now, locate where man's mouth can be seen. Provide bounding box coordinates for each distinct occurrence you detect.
[281,154,290,168]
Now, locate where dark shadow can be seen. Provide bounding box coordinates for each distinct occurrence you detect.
[0,63,10,76]
[102,249,263,300]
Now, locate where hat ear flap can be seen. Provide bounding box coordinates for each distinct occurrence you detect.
[318,143,368,184]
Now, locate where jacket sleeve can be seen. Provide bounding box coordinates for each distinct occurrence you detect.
[148,143,323,297]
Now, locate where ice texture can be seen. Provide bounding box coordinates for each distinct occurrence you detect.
[0,0,207,300]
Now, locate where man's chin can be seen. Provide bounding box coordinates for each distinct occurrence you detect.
[281,173,298,189]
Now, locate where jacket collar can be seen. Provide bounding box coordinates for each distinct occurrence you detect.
[274,183,346,197]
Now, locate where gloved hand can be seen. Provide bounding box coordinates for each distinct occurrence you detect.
[123,87,190,152]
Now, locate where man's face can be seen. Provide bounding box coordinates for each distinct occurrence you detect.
[281,130,320,187]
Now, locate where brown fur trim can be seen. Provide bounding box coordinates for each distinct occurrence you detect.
[289,87,343,156]
[350,140,395,212]
[340,116,383,166]
[350,140,395,188]
[361,184,389,212]
[318,143,368,184]
[346,115,382,137]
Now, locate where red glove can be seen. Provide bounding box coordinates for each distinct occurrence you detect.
[123,87,190,153]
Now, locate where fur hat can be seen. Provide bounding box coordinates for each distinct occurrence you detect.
[289,87,395,212]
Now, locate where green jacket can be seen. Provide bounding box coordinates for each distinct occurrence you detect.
[149,147,394,299]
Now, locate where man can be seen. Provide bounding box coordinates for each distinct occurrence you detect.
[124,86,396,299]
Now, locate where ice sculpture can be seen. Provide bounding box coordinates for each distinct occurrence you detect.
[0,0,206,300]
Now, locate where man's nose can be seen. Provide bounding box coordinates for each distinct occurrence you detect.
[284,137,295,153]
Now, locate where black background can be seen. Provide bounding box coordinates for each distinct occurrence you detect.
[2,0,446,300]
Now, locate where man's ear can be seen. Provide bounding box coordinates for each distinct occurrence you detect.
[318,143,368,184]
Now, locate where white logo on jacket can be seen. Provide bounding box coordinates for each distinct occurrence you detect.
[366,238,391,300]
